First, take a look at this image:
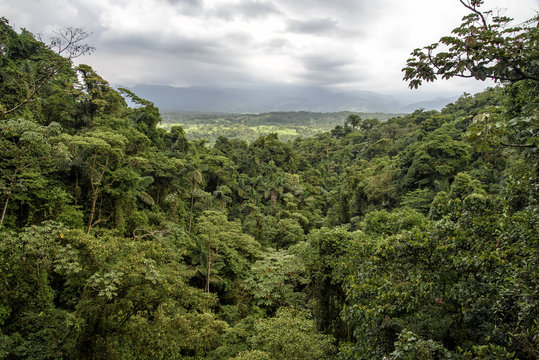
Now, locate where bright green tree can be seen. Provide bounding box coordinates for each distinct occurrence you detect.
[196,210,260,294]
[248,307,336,360]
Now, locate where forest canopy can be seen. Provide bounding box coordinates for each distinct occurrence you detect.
[0,1,538,359]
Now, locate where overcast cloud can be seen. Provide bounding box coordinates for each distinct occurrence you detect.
[1,0,537,101]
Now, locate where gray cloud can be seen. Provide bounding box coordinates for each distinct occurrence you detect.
[296,54,355,85]
[2,0,528,101]
[101,34,221,56]
[287,18,338,34]
[98,31,255,74]
[213,0,280,20]
[279,0,367,12]
[101,50,258,87]
[278,0,373,22]
[162,0,202,5]
[259,37,292,52]
[163,0,205,15]
[296,69,365,87]
[301,55,349,72]
[285,17,361,38]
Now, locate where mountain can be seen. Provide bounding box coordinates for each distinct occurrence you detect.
[123,84,457,113]
[123,84,407,113]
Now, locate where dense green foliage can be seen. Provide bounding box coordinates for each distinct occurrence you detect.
[1,2,538,358]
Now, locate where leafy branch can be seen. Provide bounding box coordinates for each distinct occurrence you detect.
[403,1,539,88]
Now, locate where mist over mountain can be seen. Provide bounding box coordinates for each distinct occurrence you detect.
[125,84,453,113]
[399,96,459,113]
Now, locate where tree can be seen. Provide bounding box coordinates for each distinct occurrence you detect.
[248,307,336,360]
[59,130,127,233]
[403,0,539,89]
[360,207,427,236]
[0,19,93,117]
[399,124,471,191]
[341,188,538,359]
[0,119,70,228]
[303,227,355,339]
[403,1,539,154]
[243,248,307,312]
[74,65,126,122]
[186,164,203,235]
[119,88,162,143]
[0,222,226,359]
[196,210,260,294]
[344,114,362,131]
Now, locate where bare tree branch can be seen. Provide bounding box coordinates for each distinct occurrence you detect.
[49,27,95,59]
[459,0,489,29]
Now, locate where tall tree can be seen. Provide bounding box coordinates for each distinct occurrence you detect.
[196,210,260,294]
[60,130,127,233]
[0,19,93,117]
[0,119,67,228]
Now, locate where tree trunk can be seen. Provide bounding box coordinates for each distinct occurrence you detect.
[188,186,195,236]
[156,183,161,206]
[0,173,17,229]
[0,192,11,229]
[74,173,80,205]
[205,240,211,293]
[85,152,108,234]
[86,189,98,234]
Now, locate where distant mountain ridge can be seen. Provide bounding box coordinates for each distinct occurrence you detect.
[124,84,454,113]
[399,96,459,113]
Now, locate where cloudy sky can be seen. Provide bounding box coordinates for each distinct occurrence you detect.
[2,0,537,101]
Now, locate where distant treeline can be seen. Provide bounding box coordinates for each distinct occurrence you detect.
[161,111,403,143]
[162,111,401,127]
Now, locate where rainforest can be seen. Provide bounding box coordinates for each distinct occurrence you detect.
[0,1,538,359]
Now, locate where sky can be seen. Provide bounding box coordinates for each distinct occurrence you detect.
[2,0,538,101]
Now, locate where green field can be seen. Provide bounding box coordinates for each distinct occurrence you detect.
[160,111,402,142]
